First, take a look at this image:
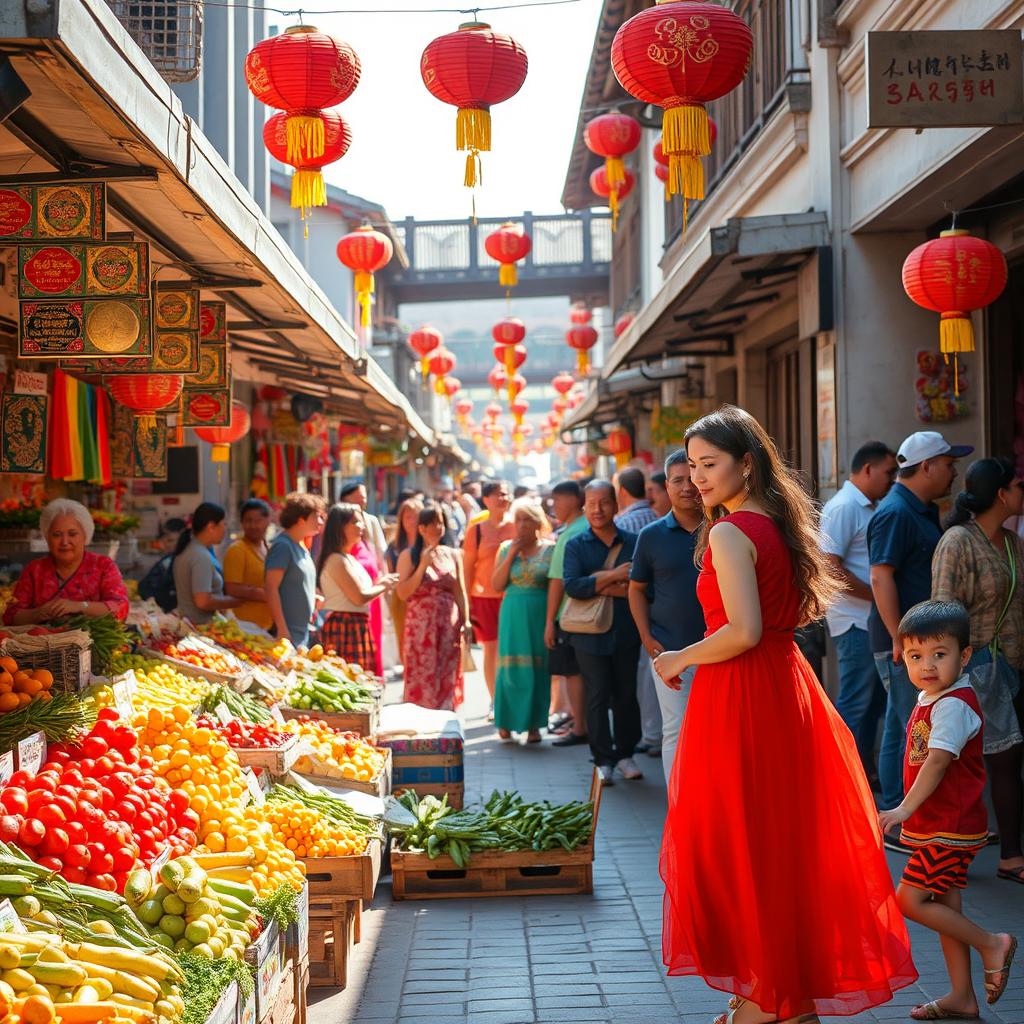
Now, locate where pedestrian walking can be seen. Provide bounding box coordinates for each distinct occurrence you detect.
[655,405,916,1024]
[879,601,1017,1020]
[869,431,971,845]
[614,466,658,533]
[462,480,515,711]
[544,480,589,747]
[647,471,671,517]
[223,499,273,631]
[820,441,898,777]
[628,449,705,782]
[172,502,241,625]
[385,497,423,660]
[932,457,1024,883]
[562,480,642,785]
[317,504,398,669]
[491,500,555,742]
[395,505,469,711]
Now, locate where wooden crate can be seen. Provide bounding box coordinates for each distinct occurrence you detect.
[292,955,309,1024]
[391,768,603,901]
[392,781,463,810]
[307,897,357,989]
[300,837,381,900]
[261,958,295,1024]
[231,734,300,775]
[279,698,380,738]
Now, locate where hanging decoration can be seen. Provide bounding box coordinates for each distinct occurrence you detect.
[107,374,183,421]
[552,371,575,396]
[336,225,394,329]
[443,376,462,399]
[568,387,585,410]
[553,396,569,416]
[194,401,252,463]
[589,167,636,230]
[484,401,502,422]
[245,25,361,163]
[487,364,508,395]
[455,397,474,419]
[506,372,526,405]
[264,110,351,227]
[492,316,527,374]
[569,304,592,325]
[566,323,599,375]
[485,223,532,289]
[606,427,632,469]
[653,116,716,166]
[493,343,527,374]
[614,312,635,338]
[428,348,456,395]
[584,112,641,231]
[611,2,752,218]
[408,325,443,378]
[420,22,528,189]
[510,396,529,427]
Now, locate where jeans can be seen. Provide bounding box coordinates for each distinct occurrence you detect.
[635,651,664,746]
[654,663,695,786]
[833,626,887,771]
[575,645,642,768]
[875,653,919,810]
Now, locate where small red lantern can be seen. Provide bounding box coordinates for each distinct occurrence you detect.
[408,325,443,378]
[443,376,462,399]
[421,21,528,188]
[584,113,641,231]
[245,26,361,162]
[492,316,527,373]
[484,401,502,421]
[429,348,456,395]
[590,167,636,230]
[336,225,394,328]
[485,223,531,289]
[569,304,592,325]
[902,229,1007,356]
[264,110,351,226]
[493,343,526,372]
[488,364,508,394]
[510,396,529,427]
[552,372,575,396]
[654,163,669,184]
[614,313,635,339]
[566,324,599,375]
[568,387,585,409]
[612,3,752,210]
[506,372,526,404]
[606,427,632,469]
[108,375,183,417]
[553,396,569,415]
[455,397,474,417]
[194,401,252,463]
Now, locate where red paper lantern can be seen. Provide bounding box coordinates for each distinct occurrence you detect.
[553,396,569,415]
[443,376,462,399]
[429,348,456,395]
[506,372,526,404]
[488,364,508,394]
[584,113,641,232]
[493,343,527,372]
[510,396,529,427]
[590,167,636,230]
[568,387,585,409]
[566,324,599,375]
[902,229,1007,356]
[569,304,592,325]
[654,117,715,165]
[614,312,636,338]
[485,223,531,289]
[194,402,252,463]
[552,372,575,396]
[245,26,361,162]
[108,375,183,416]
[484,401,502,421]
[264,110,351,225]
[612,3,752,209]
[455,398,474,417]
[654,163,668,183]
[421,21,528,188]
[606,426,632,468]
[408,325,443,378]
[336,225,394,328]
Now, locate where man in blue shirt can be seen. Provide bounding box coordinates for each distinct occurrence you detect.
[628,449,705,784]
[563,480,642,785]
[867,430,971,843]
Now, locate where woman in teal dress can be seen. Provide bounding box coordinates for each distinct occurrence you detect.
[491,499,555,742]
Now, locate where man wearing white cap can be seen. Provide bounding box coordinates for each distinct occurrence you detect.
[867,430,973,850]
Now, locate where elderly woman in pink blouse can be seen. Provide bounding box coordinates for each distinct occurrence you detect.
[4,499,129,625]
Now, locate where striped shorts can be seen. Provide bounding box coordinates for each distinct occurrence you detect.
[902,842,982,895]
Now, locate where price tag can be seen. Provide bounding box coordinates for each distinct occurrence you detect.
[242,767,265,805]
[282,670,297,693]
[112,680,135,720]
[270,705,285,724]
[0,752,14,787]
[0,900,22,934]
[150,845,171,878]
[16,732,45,774]
[214,703,234,726]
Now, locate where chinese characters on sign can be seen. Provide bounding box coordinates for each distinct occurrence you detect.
[866,30,1024,129]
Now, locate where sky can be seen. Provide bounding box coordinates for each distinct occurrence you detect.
[272,0,605,222]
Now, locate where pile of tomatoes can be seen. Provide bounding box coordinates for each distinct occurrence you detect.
[196,714,288,750]
[0,709,198,892]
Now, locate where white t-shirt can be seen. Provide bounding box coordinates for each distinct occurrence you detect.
[919,678,982,758]
[820,479,876,637]
[321,552,372,615]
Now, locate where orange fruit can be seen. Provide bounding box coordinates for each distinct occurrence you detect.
[31,669,52,687]
[16,693,31,707]
[0,693,19,713]
[0,657,17,675]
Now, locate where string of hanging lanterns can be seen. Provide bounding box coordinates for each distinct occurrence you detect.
[584,112,640,231]
[408,325,443,378]
[336,224,394,331]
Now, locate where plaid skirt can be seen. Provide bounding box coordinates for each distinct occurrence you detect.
[320,611,376,670]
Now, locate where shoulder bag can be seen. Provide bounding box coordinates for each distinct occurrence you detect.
[560,543,622,636]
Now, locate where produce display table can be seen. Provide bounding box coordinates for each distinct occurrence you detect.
[280,698,380,739]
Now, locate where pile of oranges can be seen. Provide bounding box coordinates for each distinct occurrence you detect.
[198,805,306,894]
[0,656,54,713]
[259,799,367,859]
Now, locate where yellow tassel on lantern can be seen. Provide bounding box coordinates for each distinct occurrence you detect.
[614,451,631,470]
[211,444,230,463]
[662,104,710,226]
[576,350,590,375]
[354,270,375,328]
[291,169,327,239]
[940,312,974,353]
[609,187,620,232]
[605,156,625,189]
[514,412,524,427]
[435,376,447,396]
[456,107,491,188]
[286,114,326,164]
[499,263,518,288]
[420,358,430,379]
[503,349,515,375]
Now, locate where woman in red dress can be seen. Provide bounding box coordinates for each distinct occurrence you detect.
[654,406,917,1024]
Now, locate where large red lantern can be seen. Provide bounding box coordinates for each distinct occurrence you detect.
[506,372,526,404]
[902,229,1007,356]
[264,110,351,225]
[487,364,508,394]
[408,325,443,378]
[428,348,456,395]
[245,26,361,162]
[194,402,252,463]
[570,304,592,325]
[493,343,526,372]
[108,375,183,417]
[566,324,599,375]
[510,396,529,427]
[612,3,752,209]
[614,312,636,338]
[552,372,575,396]
[420,22,528,188]
[590,167,636,230]
[606,427,632,469]
[336,225,394,328]
[584,113,641,230]
[485,223,531,289]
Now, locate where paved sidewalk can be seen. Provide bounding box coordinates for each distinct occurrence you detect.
[310,669,1024,1024]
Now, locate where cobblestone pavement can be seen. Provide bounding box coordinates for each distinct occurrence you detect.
[310,669,1024,1024]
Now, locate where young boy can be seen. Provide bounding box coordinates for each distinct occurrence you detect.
[879,600,1016,1020]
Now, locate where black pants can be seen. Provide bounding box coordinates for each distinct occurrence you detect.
[575,644,642,767]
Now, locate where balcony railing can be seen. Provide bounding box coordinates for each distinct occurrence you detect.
[664,0,810,247]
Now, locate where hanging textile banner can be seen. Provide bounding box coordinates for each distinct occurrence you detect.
[0,182,105,243]
[110,402,133,479]
[17,242,149,300]
[0,394,47,474]
[19,298,152,359]
[183,373,232,427]
[133,416,168,480]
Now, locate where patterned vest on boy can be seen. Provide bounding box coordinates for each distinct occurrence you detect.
[901,685,987,849]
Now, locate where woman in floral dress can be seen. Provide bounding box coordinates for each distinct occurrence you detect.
[395,505,470,710]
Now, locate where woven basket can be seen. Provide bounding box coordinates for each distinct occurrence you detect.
[0,638,92,692]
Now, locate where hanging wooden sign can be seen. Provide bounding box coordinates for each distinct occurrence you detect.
[183,373,232,427]
[18,242,149,299]
[199,301,227,343]
[59,330,198,375]
[0,182,105,242]
[0,394,47,474]
[185,343,227,390]
[19,299,152,359]
[133,416,168,480]
[154,288,199,330]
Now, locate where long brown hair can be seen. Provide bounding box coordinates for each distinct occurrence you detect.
[684,405,841,625]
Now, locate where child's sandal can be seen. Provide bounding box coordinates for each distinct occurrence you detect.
[984,934,1018,1005]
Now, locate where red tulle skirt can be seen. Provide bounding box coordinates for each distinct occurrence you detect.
[661,635,918,1018]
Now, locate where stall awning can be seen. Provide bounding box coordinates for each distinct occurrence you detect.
[0,0,434,446]
[603,212,831,379]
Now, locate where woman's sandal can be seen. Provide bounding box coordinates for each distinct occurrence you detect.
[997,865,1024,884]
[712,997,819,1024]
[909,1001,979,1021]
[526,730,543,744]
[984,934,1017,1005]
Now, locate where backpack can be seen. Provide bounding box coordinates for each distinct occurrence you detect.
[138,553,177,613]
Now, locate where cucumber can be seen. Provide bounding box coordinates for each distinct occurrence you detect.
[124,869,151,907]
[159,861,185,891]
